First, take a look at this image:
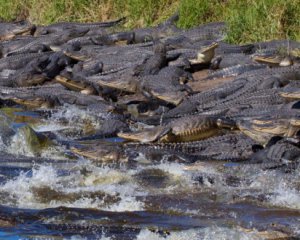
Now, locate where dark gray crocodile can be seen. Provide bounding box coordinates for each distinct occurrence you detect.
[0,84,107,108]
[226,101,300,120]
[181,22,226,42]
[6,28,88,56]
[210,53,254,69]
[34,17,126,36]
[247,138,300,171]
[139,66,193,105]
[0,52,52,71]
[197,66,300,111]
[205,64,267,80]
[0,20,35,41]
[215,42,255,55]
[0,56,50,87]
[0,36,39,57]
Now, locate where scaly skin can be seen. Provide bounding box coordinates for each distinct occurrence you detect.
[118,115,236,143]
[0,21,35,41]
[0,84,107,108]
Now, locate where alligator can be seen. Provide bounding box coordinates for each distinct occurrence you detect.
[0,36,40,57]
[0,56,49,87]
[209,88,288,112]
[0,51,72,87]
[0,20,35,41]
[215,42,255,55]
[253,40,300,54]
[118,115,236,143]
[245,138,300,171]
[181,22,226,42]
[237,116,300,144]
[139,66,193,105]
[226,101,300,120]
[0,52,52,71]
[55,60,103,94]
[278,87,300,100]
[252,55,294,67]
[210,53,254,69]
[6,28,88,56]
[205,64,267,80]
[197,66,300,112]
[34,17,126,36]
[0,84,107,108]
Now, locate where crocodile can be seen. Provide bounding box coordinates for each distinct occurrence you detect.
[210,88,288,111]
[130,13,180,43]
[0,56,50,87]
[72,131,258,163]
[237,116,300,144]
[0,52,52,71]
[55,60,103,94]
[226,101,300,120]
[278,87,300,100]
[139,66,193,105]
[253,40,300,54]
[70,140,195,164]
[215,42,255,55]
[0,84,107,108]
[252,55,294,67]
[6,28,88,56]
[118,115,236,143]
[181,22,226,42]
[210,53,254,69]
[197,66,300,112]
[246,138,300,171]
[205,64,267,80]
[0,21,35,41]
[34,17,126,36]
[0,36,39,57]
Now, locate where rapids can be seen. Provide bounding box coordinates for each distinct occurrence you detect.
[0,105,299,239]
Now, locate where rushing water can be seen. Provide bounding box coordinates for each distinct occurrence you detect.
[0,106,299,239]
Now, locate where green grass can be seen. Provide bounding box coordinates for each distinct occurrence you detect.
[0,0,299,44]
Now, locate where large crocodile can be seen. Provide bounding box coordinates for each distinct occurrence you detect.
[118,115,236,143]
[0,85,107,108]
[0,21,35,41]
[34,17,126,36]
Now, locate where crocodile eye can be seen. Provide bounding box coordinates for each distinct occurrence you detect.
[292,101,300,109]
[252,144,264,152]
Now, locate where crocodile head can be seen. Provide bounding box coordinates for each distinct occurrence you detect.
[189,42,219,64]
[0,21,34,40]
[11,97,54,109]
[253,55,293,67]
[71,143,127,162]
[118,126,171,143]
[147,89,186,106]
[119,116,224,143]
[55,75,95,94]
[237,119,275,145]
[237,118,294,144]
[97,76,139,93]
[278,87,300,99]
